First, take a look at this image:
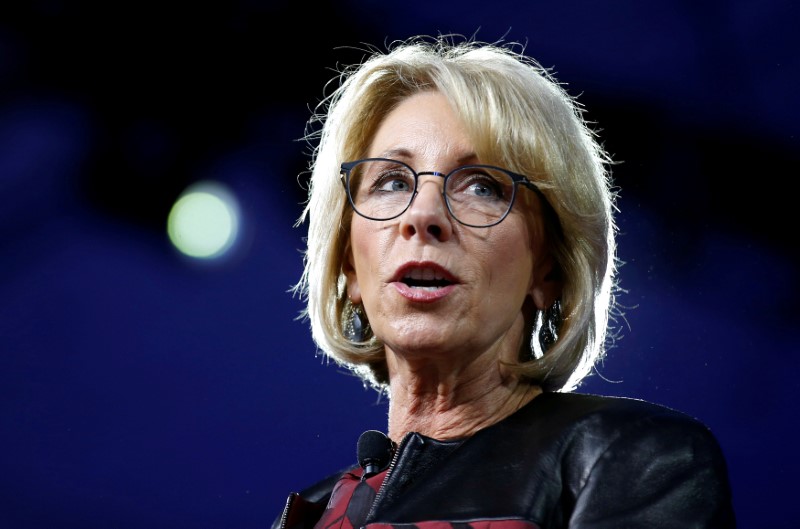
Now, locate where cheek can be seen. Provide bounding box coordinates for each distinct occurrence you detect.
[488,222,536,291]
[350,221,370,258]
[349,221,386,289]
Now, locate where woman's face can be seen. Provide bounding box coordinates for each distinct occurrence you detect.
[344,91,555,365]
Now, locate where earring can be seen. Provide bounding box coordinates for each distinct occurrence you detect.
[540,300,562,352]
[343,299,370,342]
[530,300,562,360]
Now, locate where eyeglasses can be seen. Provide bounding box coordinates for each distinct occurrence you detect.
[340,158,542,228]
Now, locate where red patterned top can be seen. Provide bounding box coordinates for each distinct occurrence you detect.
[314,468,388,529]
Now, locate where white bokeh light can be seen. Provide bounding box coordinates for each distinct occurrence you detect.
[167,180,240,259]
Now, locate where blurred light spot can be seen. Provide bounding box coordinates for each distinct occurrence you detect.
[167,181,240,259]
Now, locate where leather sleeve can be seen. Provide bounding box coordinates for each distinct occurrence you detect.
[566,409,736,528]
[270,467,348,529]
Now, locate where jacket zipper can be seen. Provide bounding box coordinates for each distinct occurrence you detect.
[277,492,296,529]
[364,432,411,523]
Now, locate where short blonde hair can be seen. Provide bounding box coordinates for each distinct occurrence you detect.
[292,34,618,393]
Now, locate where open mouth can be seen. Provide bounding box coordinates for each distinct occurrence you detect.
[403,277,453,289]
[399,266,455,289]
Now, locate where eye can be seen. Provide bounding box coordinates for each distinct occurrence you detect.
[371,167,414,193]
[448,168,507,200]
[468,178,499,198]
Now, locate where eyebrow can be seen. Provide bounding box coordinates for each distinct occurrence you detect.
[371,148,480,167]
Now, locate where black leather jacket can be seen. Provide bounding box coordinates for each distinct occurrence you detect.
[273,392,736,529]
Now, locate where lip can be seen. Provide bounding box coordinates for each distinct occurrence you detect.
[390,261,459,303]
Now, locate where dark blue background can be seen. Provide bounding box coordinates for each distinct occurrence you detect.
[2,2,798,528]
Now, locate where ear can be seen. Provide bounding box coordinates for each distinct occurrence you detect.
[530,253,562,311]
[342,241,362,304]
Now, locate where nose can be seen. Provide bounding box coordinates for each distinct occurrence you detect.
[399,176,454,241]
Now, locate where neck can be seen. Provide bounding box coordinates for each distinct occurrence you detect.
[386,364,541,442]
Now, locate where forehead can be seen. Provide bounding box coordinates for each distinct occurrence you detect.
[367,91,475,163]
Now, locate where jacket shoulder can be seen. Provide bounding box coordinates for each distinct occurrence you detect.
[524,392,731,467]
[270,465,356,529]
[298,465,353,501]
[521,391,718,435]
[526,392,736,527]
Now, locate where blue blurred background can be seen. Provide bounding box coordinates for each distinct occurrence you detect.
[1,1,798,528]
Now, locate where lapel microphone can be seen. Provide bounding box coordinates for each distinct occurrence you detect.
[357,430,395,478]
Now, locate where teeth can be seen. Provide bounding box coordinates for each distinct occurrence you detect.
[405,268,444,281]
[401,267,452,289]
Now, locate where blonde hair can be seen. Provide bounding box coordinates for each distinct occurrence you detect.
[292,34,618,393]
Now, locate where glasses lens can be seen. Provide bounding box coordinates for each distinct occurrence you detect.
[445,166,516,227]
[348,160,415,220]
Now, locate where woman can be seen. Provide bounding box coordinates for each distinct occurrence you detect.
[277,35,735,529]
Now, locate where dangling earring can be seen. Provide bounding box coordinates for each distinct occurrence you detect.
[530,300,562,360]
[343,299,370,342]
[540,300,562,352]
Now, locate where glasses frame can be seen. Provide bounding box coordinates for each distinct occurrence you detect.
[340,158,544,228]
